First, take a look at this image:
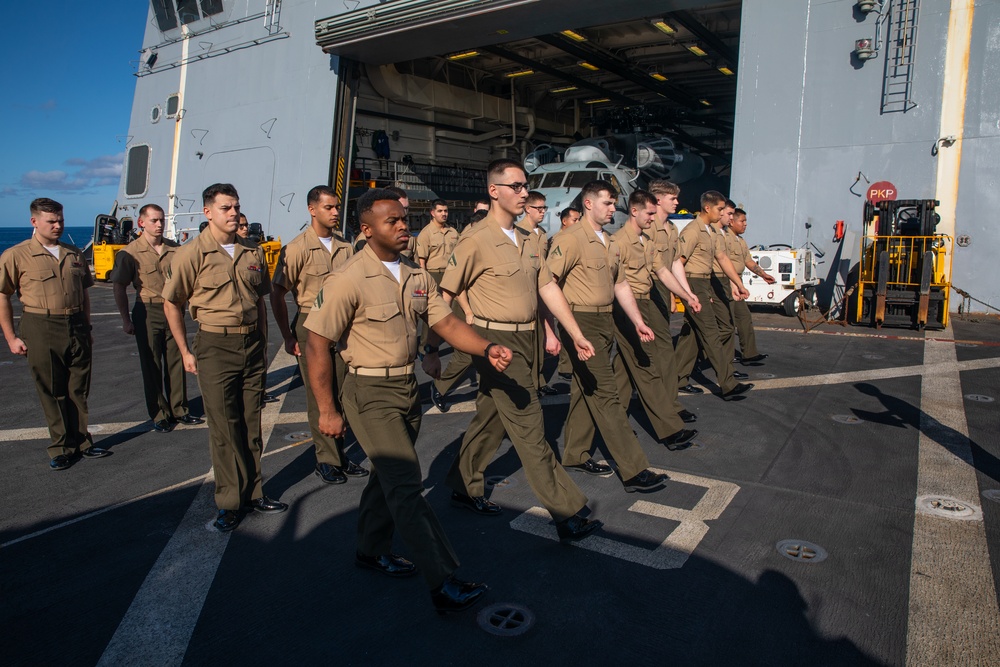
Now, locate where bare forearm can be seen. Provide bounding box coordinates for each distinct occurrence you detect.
[306,331,340,418]
[746,260,773,280]
[455,291,472,318]
[655,266,691,300]
[613,282,646,327]
[670,258,695,295]
[269,287,293,341]
[163,301,189,354]
[0,294,17,343]
[538,282,585,341]
[430,314,493,356]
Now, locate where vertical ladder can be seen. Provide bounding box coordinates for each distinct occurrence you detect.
[880,0,920,114]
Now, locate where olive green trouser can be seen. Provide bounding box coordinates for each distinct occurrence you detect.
[445,328,587,522]
[712,274,737,364]
[294,311,349,467]
[342,373,459,589]
[730,298,760,358]
[560,310,650,481]
[673,278,737,393]
[132,301,188,423]
[649,282,685,414]
[430,270,475,396]
[20,312,94,458]
[612,299,685,440]
[195,329,265,510]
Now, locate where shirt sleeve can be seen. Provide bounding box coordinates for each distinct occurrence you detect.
[438,235,480,296]
[415,228,431,261]
[303,271,356,342]
[0,249,18,295]
[256,247,272,297]
[677,227,698,261]
[423,273,453,329]
[108,248,136,286]
[161,244,198,303]
[610,240,627,285]
[271,245,291,290]
[545,232,578,283]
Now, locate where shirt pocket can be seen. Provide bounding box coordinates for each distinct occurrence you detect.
[24,268,59,300]
[365,301,404,345]
[492,262,521,278]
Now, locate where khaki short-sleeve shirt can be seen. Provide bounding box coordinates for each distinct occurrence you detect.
[723,228,748,270]
[515,220,549,260]
[0,238,93,310]
[161,231,270,326]
[677,219,719,277]
[304,245,451,368]
[415,224,459,272]
[272,226,354,309]
[737,235,754,268]
[650,219,679,271]
[109,236,179,301]
[546,221,625,307]
[612,225,656,298]
[439,216,550,324]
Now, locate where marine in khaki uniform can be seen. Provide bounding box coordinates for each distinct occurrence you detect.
[673,191,753,400]
[727,208,775,363]
[305,188,509,614]
[0,198,111,470]
[270,185,368,484]
[610,190,700,450]
[354,186,417,260]
[515,190,558,395]
[163,183,288,533]
[429,158,602,542]
[553,206,582,380]
[546,180,668,492]
[418,200,476,408]
[110,203,203,433]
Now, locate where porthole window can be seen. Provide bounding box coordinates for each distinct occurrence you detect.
[151,105,162,124]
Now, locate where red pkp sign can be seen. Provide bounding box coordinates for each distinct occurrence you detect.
[867,181,898,203]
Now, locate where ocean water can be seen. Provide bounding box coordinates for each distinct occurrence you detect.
[0,226,94,254]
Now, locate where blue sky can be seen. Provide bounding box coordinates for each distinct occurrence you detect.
[0,2,149,228]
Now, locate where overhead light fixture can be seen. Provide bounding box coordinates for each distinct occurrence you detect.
[718,66,734,75]
[506,69,534,78]
[699,98,712,106]
[447,50,479,61]
[650,72,668,82]
[578,61,599,71]
[561,29,587,42]
[585,97,610,104]
[550,85,578,93]
[651,19,676,35]
[687,44,708,57]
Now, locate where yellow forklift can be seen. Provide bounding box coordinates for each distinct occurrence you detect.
[92,213,135,281]
[854,199,952,330]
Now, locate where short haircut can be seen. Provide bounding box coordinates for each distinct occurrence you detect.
[725,199,737,210]
[526,191,546,205]
[469,210,488,224]
[487,158,526,183]
[734,208,747,217]
[580,180,616,203]
[239,213,248,221]
[701,190,727,209]
[648,179,680,197]
[356,188,401,224]
[138,203,164,219]
[307,185,337,205]
[560,206,581,221]
[203,183,239,206]
[629,189,657,210]
[30,198,63,215]
[473,197,490,211]
[385,186,408,199]
[199,221,209,233]
[431,199,448,209]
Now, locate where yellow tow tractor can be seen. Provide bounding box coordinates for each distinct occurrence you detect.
[246,222,282,278]
[92,213,135,281]
[854,199,952,330]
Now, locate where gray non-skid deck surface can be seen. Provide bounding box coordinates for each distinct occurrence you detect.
[1,284,998,665]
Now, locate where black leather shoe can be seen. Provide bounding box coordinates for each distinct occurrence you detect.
[733,371,750,380]
[175,415,205,425]
[214,509,241,532]
[263,393,279,404]
[623,469,668,493]
[537,385,559,396]
[678,409,697,423]
[450,492,503,516]
[722,383,754,401]
[678,384,704,395]
[662,429,697,451]
[340,460,369,477]
[246,496,288,514]
[556,515,603,542]
[152,420,175,433]
[565,458,613,476]
[80,447,111,459]
[355,551,418,578]
[50,454,74,471]
[741,354,768,364]
[430,384,449,413]
[431,576,489,614]
[315,463,348,484]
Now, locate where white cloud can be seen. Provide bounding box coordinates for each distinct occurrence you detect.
[2,153,124,196]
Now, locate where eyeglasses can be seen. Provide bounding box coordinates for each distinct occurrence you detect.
[527,205,549,212]
[495,182,529,194]
[238,223,249,229]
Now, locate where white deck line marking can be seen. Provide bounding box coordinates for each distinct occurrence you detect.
[97,349,298,667]
[906,331,1000,664]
